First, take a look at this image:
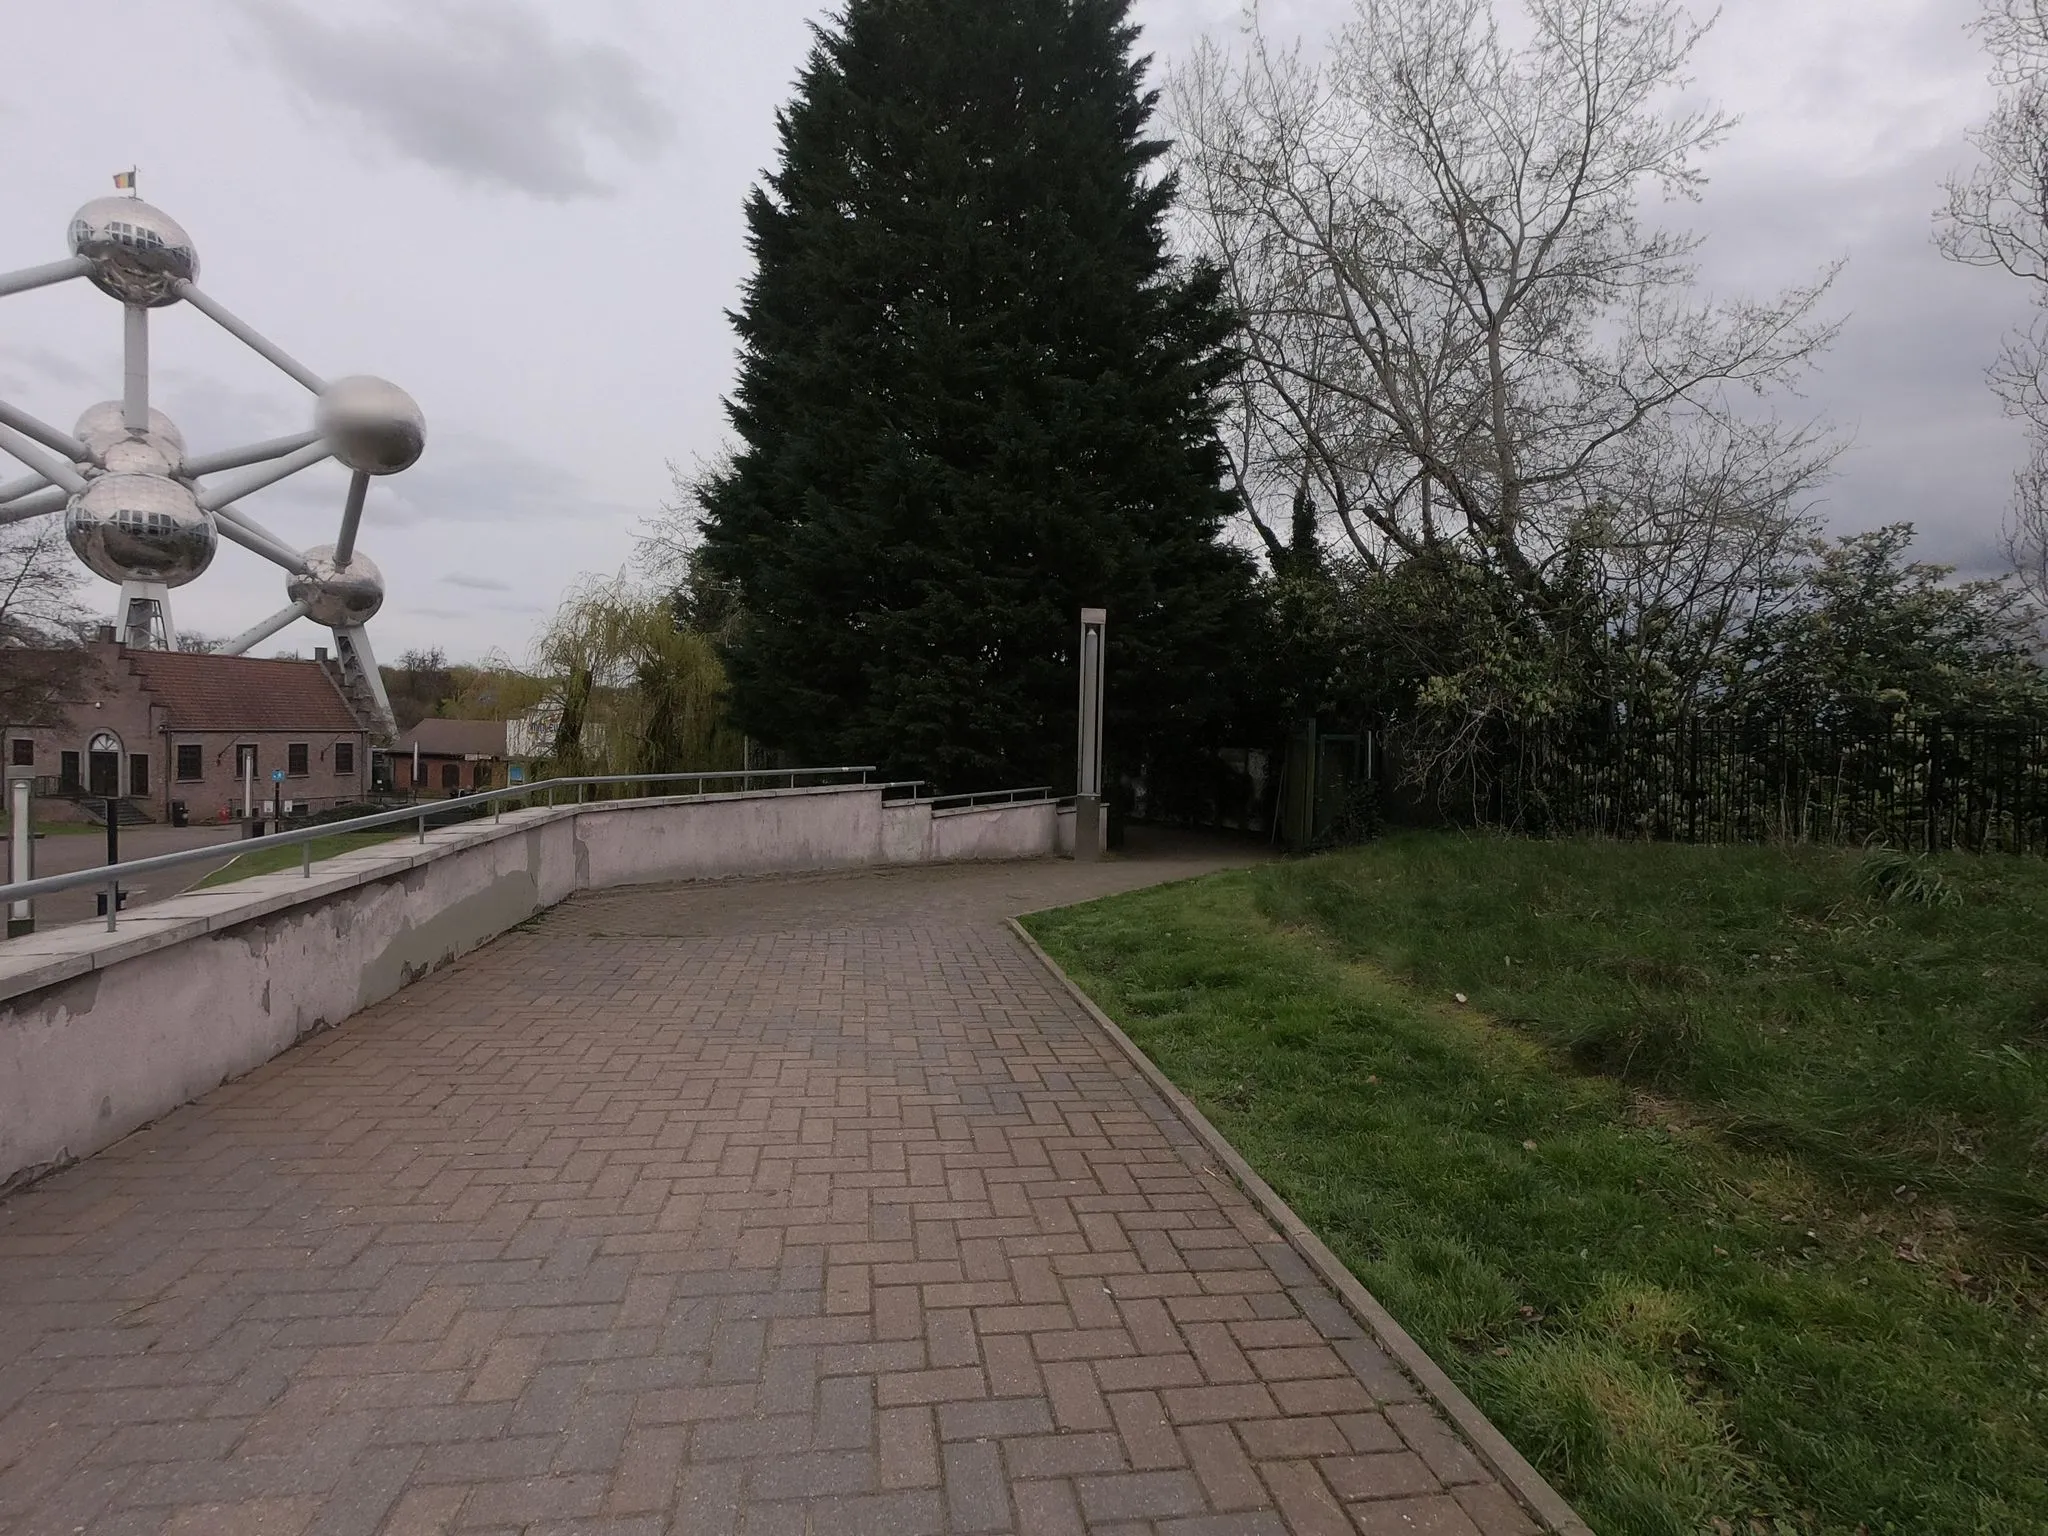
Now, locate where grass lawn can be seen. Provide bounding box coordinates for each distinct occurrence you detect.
[195,829,408,888]
[0,821,103,837]
[1024,835,2046,1536]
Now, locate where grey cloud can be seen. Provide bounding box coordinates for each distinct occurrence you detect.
[1680,139,2030,572]
[0,343,100,397]
[157,367,307,449]
[365,431,638,531]
[442,573,512,592]
[199,431,633,546]
[228,0,673,199]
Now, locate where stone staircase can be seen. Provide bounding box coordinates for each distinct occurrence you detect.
[76,797,155,828]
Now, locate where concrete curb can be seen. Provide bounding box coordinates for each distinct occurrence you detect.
[1006,916,1596,1536]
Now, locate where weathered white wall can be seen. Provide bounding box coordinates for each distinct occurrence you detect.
[930,802,1061,863]
[0,786,1057,1191]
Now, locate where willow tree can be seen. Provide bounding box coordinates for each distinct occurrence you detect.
[532,578,742,778]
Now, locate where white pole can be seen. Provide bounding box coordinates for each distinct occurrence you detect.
[412,741,420,797]
[181,430,321,479]
[123,306,149,432]
[8,778,32,936]
[243,750,254,824]
[174,282,327,393]
[1075,608,1107,861]
[0,254,91,299]
[334,470,370,566]
[224,601,310,657]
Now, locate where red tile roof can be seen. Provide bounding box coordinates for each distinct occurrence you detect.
[124,650,365,733]
[396,718,509,758]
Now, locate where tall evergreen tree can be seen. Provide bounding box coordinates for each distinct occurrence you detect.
[698,0,1258,792]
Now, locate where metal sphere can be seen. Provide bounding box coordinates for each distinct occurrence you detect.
[73,401,186,476]
[64,474,217,587]
[66,197,198,308]
[316,376,425,475]
[287,545,385,627]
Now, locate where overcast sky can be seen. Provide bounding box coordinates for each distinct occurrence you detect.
[0,0,2026,665]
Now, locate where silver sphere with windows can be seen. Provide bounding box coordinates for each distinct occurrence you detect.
[74,401,186,476]
[0,188,419,738]
[317,376,425,475]
[288,546,385,628]
[64,474,218,586]
[67,197,198,307]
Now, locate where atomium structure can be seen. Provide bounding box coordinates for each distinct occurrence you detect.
[0,194,423,739]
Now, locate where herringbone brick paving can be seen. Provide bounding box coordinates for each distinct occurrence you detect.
[0,839,1540,1534]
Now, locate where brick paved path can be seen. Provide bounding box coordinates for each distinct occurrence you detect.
[0,840,1541,1535]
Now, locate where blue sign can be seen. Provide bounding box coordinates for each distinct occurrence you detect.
[509,764,525,784]
[272,769,285,783]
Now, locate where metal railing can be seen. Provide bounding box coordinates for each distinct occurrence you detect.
[926,786,1055,811]
[874,783,1058,811]
[2,767,878,933]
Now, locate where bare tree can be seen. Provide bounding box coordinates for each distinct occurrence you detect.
[1173,0,1839,630]
[0,520,83,645]
[0,519,93,738]
[1941,0,2048,603]
[1586,405,1834,702]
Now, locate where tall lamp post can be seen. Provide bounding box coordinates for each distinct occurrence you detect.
[1075,608,1106,862]
[6,775,32,937]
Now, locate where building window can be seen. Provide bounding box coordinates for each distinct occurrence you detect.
[129,754,150,797]
[440,762,460,791]
[176,744,203,781]
[9,739,30,767]
[59,751,79,791]
[287,743,309,777]
[334,741,356,776]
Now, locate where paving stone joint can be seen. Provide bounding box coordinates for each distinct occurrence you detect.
[1,839,1558,1534]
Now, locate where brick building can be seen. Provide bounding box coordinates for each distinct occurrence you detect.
[392,718,511,797]
[4,638,372,822]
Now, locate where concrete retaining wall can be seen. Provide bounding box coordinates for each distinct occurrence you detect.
[0,786,1059,1191]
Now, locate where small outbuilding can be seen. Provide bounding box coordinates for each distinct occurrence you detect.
[392,718,513,797]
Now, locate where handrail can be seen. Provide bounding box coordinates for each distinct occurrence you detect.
[926,786,1055,811]
[1,767,877,928]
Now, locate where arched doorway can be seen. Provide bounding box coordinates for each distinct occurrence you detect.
[87,731,122,798]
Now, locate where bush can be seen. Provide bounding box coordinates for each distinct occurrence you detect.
[1858,844,1962,908]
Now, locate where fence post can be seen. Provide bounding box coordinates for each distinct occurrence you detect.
[1926,722,1944,855]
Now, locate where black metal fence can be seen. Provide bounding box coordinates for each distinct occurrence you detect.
[1471,715,2048,854]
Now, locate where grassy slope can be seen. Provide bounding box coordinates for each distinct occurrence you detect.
[1024,836,2046,1536]
[194,829,407,888]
